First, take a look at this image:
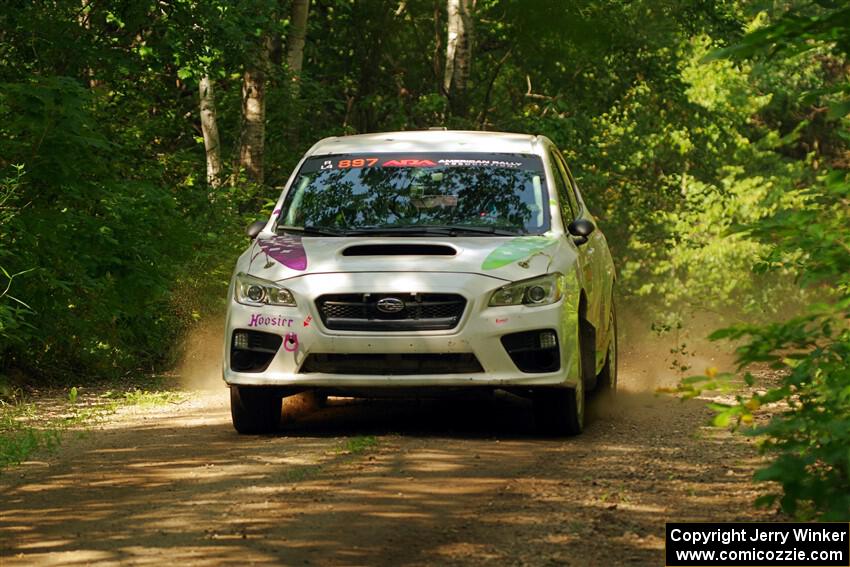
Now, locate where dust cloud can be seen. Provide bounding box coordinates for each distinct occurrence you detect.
[617,306,738,394]
[175,318,327,412]
[175,317,226,391]
[586,306,740,422]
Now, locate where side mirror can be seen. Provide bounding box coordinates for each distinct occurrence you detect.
[567,219,595,246]
[246,220,267,240]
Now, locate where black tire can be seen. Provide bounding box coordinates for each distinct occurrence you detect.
[596,302,618,396]
[533,386,584,436]
[230,386,282,434]
[534,327,587,436]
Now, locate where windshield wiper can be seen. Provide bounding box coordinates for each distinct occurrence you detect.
[343,225,523,237]
[441,225,524,236]
[276,225,345,237]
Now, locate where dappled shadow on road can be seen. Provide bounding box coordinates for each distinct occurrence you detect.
[281,392,537,438]
[0,387,770,566]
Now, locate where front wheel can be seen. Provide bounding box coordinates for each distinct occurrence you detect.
[533,385,584,436]
[230,386,282,434]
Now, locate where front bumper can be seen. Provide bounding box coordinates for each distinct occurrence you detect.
[222,271,580,389]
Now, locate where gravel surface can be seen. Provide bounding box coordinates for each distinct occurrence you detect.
[0,345,775,566]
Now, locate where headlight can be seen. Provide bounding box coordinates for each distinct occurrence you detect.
[234,272,296,307]
[489,273,563,307]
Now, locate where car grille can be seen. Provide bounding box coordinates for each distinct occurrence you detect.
[315,293,466,331]
[299,353,483,375]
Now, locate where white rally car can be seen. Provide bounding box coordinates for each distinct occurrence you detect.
[224,130,617,435]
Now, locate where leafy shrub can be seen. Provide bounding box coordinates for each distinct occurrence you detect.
[0,166,32,369]
[0,77,248,383]
[684,5,850,521]
[679,171,849,520]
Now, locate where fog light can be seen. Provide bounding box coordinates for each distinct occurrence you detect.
[234,331,250,350]
[539,331,557,349]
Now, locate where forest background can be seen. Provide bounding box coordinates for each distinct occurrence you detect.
[0,0,847,519]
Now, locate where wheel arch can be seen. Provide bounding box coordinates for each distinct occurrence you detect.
[577,290,597,388]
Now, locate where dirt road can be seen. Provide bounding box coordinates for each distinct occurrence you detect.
[0,348,773,566]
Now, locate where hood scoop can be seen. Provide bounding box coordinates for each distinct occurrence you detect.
[342,243,457,257]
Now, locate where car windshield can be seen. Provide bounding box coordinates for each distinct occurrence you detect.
[277,153,550,236]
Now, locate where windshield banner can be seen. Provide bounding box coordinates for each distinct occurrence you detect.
[301,153,545,174]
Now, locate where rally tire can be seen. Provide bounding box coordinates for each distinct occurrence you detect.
[534,386,584,436]
[230,386,282,434]
[534,328,586,436]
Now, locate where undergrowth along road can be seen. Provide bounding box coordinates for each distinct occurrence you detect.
[0,383,185,469]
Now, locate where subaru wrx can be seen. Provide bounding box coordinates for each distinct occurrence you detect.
[224,130,617,435]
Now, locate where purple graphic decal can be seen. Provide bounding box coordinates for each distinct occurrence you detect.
[257,236,307,271]
[249,314,295,328]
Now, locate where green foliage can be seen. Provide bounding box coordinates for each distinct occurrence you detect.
[0,77,199,379]
[341,435,379,455]
[0,400,61,468]
[120,388,185,406]
[675,2,850,519]
[0,166,33,356]
[731,171,849,520]
[706,4,850,121]
[681,288,850,519]
[0,385,185,470]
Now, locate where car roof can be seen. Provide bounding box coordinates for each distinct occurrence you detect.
[305,130,545,157]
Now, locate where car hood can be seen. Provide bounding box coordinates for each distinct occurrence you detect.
[240,234,575,283]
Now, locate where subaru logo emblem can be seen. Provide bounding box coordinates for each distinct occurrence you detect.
[376,297,405,313]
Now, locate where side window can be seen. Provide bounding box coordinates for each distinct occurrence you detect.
[554,152,581,217]
[548,150,575,223]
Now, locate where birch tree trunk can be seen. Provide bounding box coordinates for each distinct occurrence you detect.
[238,61,267,185]
[443,0,473,115]
[199,76,223,188]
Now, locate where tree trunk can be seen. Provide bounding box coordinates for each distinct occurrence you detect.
[199,76,223,188]
[443,0,473,115]
[286,0,310,91]
[79,0,101,88]
[284,0,310,147]
[239,63,267,185]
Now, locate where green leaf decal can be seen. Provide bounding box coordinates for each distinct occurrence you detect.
[481,237,558,270]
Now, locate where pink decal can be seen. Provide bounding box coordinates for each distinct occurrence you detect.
[257,236,307,271]
[382,159,437,167]
[495,318,509,324]
[249,314,295,328]
[273,208,281,216]
[303,315,313,327]
[283,332,299,352]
